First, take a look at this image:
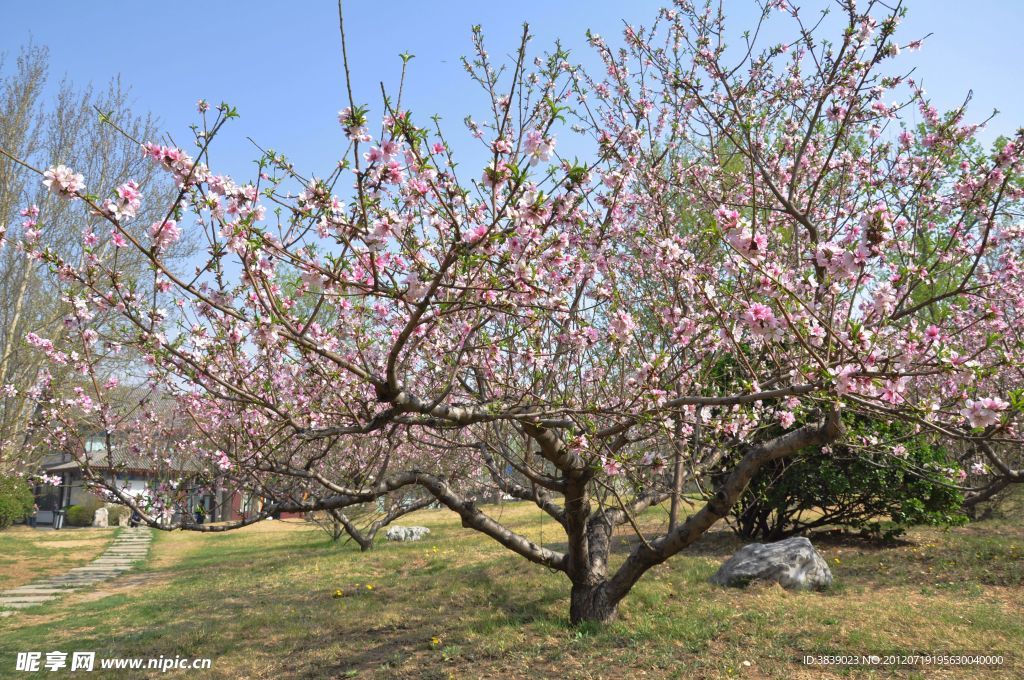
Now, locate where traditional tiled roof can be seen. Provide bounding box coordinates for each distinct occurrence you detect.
[41,441,203,475]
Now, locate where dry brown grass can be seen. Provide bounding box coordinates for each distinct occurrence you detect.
[0,526,114,589]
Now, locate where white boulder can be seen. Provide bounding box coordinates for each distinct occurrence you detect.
[709,536,833,590]
[385,525,431,542]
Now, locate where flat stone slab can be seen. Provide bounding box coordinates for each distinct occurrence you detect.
[61,572,121,578]
[2,588,66,595]
[75,565,130,570]
[0,595,57,604]
[0,601,52,610]
[0,603,53,609]
[46,580,100,586]
[98,548,145,557]
[54,571,114,576]
[70,564,131,569]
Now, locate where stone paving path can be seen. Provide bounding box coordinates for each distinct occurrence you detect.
[0,527,152,617]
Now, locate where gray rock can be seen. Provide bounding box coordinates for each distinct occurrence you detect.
[92,506,108,528]
[710,536,833,590]
[385,525,431,542]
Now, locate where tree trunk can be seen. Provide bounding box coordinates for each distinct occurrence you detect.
[330,509,375,549]
[569,582,618,624]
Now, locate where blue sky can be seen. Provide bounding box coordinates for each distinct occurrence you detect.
[2,1,1022,182]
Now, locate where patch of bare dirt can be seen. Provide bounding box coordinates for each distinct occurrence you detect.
[33,539,106,549]
[0,562,42,590]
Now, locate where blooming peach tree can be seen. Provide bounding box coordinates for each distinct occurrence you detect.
[4,0,1024,623]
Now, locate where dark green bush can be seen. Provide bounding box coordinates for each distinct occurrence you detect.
[65,495,103,526]
[0,476,34,530]
[729,418,967,541]
[65,504,88,526]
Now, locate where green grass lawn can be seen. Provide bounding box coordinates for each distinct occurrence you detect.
[0,501,1021,679]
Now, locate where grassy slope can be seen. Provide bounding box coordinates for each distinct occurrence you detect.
[0,500,1020,679]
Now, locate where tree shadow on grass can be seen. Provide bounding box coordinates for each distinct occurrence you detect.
[267,571,567,678]
[802,528,913,550]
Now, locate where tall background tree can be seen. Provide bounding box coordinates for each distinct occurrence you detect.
[0,44,190,475]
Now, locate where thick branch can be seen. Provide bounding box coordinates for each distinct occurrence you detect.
[604,410,842,603]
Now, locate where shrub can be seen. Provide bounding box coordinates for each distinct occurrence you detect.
[65,505,88,526]
[729,419,967,541]
[0,476,34,530]
[106,504,129,526]
[65,495,103,527]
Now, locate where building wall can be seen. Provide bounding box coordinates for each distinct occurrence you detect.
[34,471,154,524]
[35,466,264,526]
[67,475,151,507]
